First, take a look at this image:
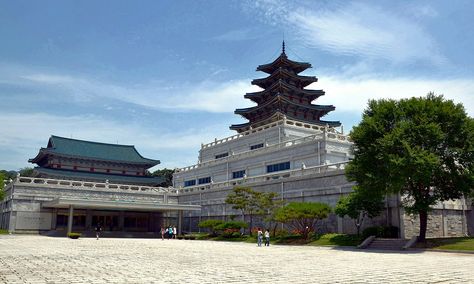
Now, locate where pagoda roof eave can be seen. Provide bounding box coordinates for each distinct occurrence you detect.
[251,70,317,89]
[234,95,335,116]
[256,53,312,74]
[244,80,324,100]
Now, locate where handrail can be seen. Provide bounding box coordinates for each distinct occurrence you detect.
[179,161,349,194]
[200,117,347,149]
[176,130,350,172]
[12,177,177,194]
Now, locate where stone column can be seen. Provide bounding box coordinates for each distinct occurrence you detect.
[178,211,183,235]
[85,210,92,230]
[118,211,124,231]
[51,208,57,230]
[67,205,74,235]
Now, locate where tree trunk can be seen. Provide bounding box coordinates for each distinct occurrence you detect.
[249,214,253,236]
[272,223,278,237]
[419,210,428,242]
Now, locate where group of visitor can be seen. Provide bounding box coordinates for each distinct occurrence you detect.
[257,228,270,247]
[160,225,177,240]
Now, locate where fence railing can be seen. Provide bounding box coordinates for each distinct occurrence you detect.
[9,176,176,195]
[177,131,350,173]
[179,161,349,194]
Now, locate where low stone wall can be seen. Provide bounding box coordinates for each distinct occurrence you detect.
[402,209,470,238]
[178,170,400,234]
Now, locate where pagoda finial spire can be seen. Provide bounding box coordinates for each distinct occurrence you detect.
[282,40,286,54]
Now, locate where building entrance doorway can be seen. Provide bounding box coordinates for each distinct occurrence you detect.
[93,215,119,231]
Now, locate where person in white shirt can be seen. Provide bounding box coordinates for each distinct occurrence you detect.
[264,229,270,246]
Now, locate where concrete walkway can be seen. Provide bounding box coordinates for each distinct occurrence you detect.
[0,235,472,283]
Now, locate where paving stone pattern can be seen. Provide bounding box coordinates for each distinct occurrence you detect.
[0,235,473,283]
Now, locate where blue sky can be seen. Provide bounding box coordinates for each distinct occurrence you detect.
[1,0,473,171]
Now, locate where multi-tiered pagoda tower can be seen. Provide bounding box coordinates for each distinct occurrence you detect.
[230,42,340,133]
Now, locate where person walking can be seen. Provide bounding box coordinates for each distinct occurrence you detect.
[264,229,270,246]
[257,228,263,247]
[160,227,165,240]
[168,226,173,239]
[172,226,177,239]
[95,222,102,240]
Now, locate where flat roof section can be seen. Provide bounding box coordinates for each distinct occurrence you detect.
[43,198,201,212]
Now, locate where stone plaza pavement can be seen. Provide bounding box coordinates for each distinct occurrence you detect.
[0,235,473,284]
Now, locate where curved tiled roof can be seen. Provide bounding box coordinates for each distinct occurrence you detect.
[29,136,160,166]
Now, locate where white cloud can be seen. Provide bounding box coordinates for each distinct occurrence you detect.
[250,1,445,65]
[0,112,233,170]
[315,75,474,116]
[19,71,259,113]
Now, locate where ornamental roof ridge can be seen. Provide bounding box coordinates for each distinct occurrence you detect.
[29,135,160,166]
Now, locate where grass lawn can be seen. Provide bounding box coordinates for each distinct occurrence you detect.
[415,237,474,251]
[0,229,8,235]
[183,232,363,247]
[310,233,363,247]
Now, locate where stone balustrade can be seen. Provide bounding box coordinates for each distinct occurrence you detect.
[179,161,349,194]
[176,130,350,173]
[10,177,176,194]
[200,118,348,150]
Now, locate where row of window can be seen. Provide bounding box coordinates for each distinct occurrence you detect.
[213,143,266,160]
[183,161,291,187]
[215,153,229,159]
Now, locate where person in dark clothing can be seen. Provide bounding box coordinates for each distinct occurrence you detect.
[95,223,102,240]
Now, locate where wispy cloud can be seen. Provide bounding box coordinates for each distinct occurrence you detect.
[316,75,474,116]
[248,0,445,65]
[18,70,259,113]
[0,112,233,170]
[213,28,263,41]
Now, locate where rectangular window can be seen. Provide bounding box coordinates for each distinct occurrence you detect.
[215,152,229,159]
[232,170,246,179]
[184,180,196,187]
[267,161,290,173]
[250,143,264,150]
[198,177,211,184]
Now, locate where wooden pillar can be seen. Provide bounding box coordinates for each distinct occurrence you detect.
[67,205,74,235]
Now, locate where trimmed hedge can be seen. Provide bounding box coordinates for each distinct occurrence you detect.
[362,226,399,239]
[67,232,81,239]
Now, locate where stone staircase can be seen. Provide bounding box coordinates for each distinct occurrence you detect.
[364,238,408,250]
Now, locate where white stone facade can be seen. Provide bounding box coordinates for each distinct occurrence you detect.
[174,118,352,189]
[0,176,200,234]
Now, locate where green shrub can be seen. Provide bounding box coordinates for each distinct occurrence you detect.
[67,232,81,239]
[198,219,224,236]
[214,220,248,231]
[310,233,363,246]
[0,229,9,235]
[362,226,399,239]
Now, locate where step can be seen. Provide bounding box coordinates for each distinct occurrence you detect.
[366,238,408,250]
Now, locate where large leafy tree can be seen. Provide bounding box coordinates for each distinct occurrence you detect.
[274,202,331,239]
[225,186,281,235]
[151,168,174,187]
[335,186,384,236]
[346,94,474,241]
[0,172,5,201]
[19,167,34,177]
[225,186,261,235]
